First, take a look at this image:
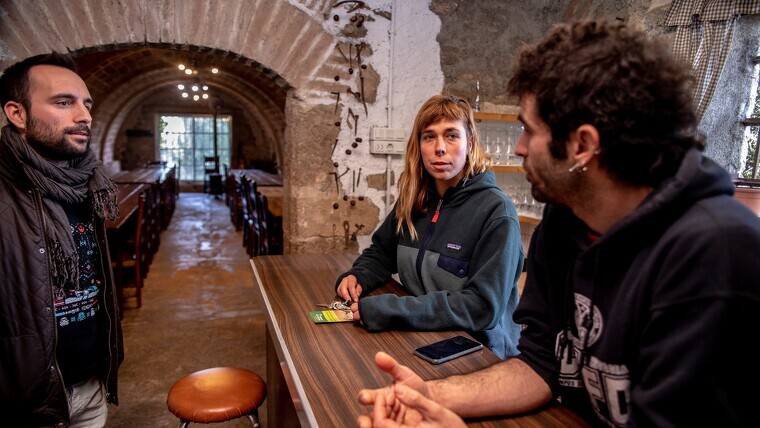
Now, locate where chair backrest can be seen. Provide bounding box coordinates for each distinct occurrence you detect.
[136,193,149,272]
[204,156,220,174]
[240,177,262,256]
[257,193,270,256]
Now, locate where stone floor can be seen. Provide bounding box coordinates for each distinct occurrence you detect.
[106,192,269,427]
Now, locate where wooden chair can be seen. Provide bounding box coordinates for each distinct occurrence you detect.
[143,185,160,269]
[240,177,261,256]
[167,367,266,427]
[265,201,283,255]
[255,192,270,256]
[203,156,223,197]
[111,193,146,312]
[226,173,242,230]
[162,165,178,226]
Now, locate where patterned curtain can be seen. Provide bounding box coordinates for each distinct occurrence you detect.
[666,0,760,120]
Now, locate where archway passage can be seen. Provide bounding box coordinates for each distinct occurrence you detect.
[70,45,289,174]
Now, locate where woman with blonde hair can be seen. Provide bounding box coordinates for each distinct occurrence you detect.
[335,94,523,358]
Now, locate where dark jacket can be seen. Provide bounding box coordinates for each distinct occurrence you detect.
[0,150,123,427]
[515,149,760,426]
[336,171,524,359]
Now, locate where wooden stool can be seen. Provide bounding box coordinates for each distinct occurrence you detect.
[167,367,266,427]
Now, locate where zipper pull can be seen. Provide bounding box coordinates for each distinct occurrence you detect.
[431,199,443,223]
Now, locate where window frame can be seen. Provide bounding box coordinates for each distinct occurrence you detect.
[158,114,232,182]
[739,55,760,185]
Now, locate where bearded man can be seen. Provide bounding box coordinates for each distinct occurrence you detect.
[0,52,123,427]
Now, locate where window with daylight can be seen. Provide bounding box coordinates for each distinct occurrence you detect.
[740,56,760,183]
[158,115,232,182]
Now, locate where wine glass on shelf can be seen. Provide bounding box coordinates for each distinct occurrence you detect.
[493,136,503,165]
[480,120,490,153]
[505,131,515,165]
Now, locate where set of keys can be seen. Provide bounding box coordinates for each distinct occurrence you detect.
[316,300,353,312]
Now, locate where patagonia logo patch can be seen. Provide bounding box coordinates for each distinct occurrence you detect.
[446,243,462,251]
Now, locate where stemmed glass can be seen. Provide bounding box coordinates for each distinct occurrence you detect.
[505,133,515,165]
[493,136,503,165]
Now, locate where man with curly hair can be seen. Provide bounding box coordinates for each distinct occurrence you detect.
[356,19,760,427]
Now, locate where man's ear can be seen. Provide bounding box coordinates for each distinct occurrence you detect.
[569,124,600,166]
[3,101,27,132]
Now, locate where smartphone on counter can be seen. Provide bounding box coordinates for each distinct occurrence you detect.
[413,335,484,364]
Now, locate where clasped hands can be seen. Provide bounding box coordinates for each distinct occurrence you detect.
[355,352,466,428]
[336,274,364,323]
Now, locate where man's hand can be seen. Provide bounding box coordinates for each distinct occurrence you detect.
[337,274,363,302]
[357,352,465,427]
[357,384,466,428]
[358,352,429,404]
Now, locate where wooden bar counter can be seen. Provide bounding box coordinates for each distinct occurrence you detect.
[250,253,588,428]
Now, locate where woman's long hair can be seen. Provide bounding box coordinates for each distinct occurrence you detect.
[395,94,491,241]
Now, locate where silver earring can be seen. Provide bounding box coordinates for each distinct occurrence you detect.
[568,162,587,173]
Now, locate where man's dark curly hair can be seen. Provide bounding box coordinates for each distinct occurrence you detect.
[508,19,703,187]
[0,52,78,120]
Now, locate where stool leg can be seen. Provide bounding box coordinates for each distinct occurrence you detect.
[178,422,190,428]
[246,409,261,427]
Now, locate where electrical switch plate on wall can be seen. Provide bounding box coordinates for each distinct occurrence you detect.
[370,127,407,155]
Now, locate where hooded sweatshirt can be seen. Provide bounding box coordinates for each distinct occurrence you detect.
[336,170,524,359]
[515,149,760,427]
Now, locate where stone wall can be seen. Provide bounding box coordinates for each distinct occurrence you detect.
[1,0,756,255]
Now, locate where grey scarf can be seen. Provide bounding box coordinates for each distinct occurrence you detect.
[0,125,118,289]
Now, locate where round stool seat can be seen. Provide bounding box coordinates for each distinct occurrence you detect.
[167,367,266,424]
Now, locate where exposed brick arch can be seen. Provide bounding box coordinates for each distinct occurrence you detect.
[66,45,288,167]
[0,0,356,164]
[0,0,388,254]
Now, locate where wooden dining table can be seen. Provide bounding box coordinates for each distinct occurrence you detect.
[106,182,147,230]
[111,165,177,230]
[230,168,283,186]
[257,186,282,217]
[250,253,589,428]
[228,169,283,219]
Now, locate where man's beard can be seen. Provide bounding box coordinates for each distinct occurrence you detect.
[26,116,91,160]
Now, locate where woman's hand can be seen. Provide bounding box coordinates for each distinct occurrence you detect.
[351,302,362,324]
[337,274,363,302]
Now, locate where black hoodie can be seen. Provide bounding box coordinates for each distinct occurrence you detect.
[515,149,760,427]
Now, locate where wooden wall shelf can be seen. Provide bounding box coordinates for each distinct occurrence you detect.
[474,112,519,122]
[518,215,541,225]
[492,165,524,173]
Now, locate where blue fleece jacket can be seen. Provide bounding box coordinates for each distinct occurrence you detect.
[336,170,523,359]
